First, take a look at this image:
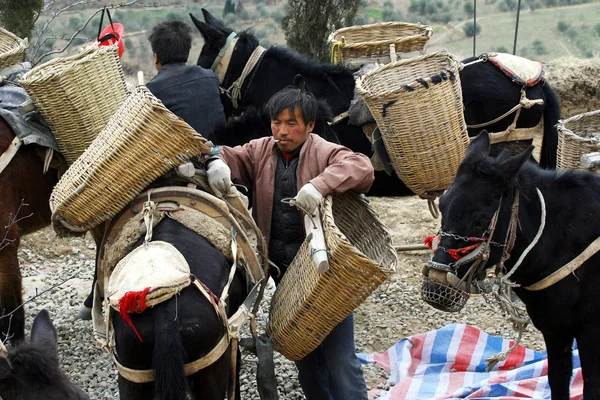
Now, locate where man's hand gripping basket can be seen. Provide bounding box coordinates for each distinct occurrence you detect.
[267,192,397,360]
[50,86,213,233]
[19,45,128,165]
[356,51,470,202]
[556,110,600,171]
[0,28,28,69]
[329,22,432,67]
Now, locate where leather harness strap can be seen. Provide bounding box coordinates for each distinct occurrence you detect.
[0,136,21,175]
[114,333,231,384]
[525,236,600,291]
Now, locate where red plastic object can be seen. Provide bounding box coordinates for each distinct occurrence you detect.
[97,23,126,58]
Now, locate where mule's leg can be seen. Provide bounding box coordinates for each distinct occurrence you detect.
[0,232,24,344]
[543,331,574,400]
[576,325,600,398]
[117,375,155,399]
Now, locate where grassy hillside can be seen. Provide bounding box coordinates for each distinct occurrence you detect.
[426,2,600,60]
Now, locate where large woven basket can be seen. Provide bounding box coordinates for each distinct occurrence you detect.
[556,110,600,170]
[329,22,432,66]
[19,44,127,165]
[267,192,397,360]
[356,51,469,197]
[0,28,28,69]
[50,86,213,232]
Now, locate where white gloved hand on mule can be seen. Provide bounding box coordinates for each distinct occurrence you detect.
[206,158,232,197]
[294,183,323,215]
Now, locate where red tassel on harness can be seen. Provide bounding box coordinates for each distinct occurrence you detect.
[424,235,435,249]
[118,287,151,342]
[447,243,480,261]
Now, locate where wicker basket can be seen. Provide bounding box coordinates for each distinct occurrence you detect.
[267,192,397,360]
[329,22,432,66]
[50,86,213,232]
[19,44,127,165]
[0,28,28,69]
[556,110,600,170]
[355,51,469,197]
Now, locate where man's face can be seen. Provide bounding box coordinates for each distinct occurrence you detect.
[271,107,315,153]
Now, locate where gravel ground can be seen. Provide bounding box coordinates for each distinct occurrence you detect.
[16,195,545,399]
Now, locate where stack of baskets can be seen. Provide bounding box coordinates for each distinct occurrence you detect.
[556,110,600,170]
[0,28,28,69]
[329,22,432,67]
[19,44,128,165]
[356,51,470,198]
[50,86,213,233]
[267,192,397,360]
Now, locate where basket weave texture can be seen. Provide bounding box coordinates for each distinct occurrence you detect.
[50,86,213,232]
[0,28,28,69]
[556,110,600,170]
[329,22,432,64]
[356,51,469,197]
[19,44,127,165]
[267,192,397,360]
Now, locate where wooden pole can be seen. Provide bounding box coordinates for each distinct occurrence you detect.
[395,244,429,252]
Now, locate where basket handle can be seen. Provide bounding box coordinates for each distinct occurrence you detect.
[97,7,117,43]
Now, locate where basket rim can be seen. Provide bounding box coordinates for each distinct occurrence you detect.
[334,35,431,50]
[558,109,600,126]
[0,27,27,44]
[328,22,433,43]
[19,44,115,83]
[322,193,397,272]
[355,51,459,97]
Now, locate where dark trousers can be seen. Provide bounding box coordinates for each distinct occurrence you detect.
[294,313,368,400]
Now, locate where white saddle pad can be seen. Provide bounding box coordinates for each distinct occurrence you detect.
[488,53,545,87]
[107,241,192,312]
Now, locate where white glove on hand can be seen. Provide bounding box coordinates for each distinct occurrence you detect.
[294,183,323,215]
[206,159,232,197]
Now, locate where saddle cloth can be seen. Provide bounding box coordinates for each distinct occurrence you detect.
[107,241,191,313]
[487,53,545,87]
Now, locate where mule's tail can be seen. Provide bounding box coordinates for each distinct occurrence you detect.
[153,302,189,400]
[539,82,561,169]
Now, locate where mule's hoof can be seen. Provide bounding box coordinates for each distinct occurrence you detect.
[77,306,92,321]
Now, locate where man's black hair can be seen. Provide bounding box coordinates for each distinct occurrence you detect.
[148,20,192,65]
[266,86,318,125]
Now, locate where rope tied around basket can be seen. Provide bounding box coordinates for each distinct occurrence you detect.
[330,37,346,64]
[419,191,443,219]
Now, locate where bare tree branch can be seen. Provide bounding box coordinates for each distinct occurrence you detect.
[30,0,142,66]
[0,200,32,252]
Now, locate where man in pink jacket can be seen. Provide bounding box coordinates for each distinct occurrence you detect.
[206,86,373,399]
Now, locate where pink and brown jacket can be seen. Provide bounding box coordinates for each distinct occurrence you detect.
[219,133,374,242]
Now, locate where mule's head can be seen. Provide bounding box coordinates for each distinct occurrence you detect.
[422,131,533,312]
[190,9,236,70]
[0,310,89,400]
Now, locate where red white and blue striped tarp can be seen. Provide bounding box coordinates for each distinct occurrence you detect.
[358,324,583,400]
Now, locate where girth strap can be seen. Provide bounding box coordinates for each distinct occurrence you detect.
[114,333,231,384]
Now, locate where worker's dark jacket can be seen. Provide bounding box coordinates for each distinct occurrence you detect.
[146,63,225,141]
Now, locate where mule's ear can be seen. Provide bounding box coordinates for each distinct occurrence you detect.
[191,14,226,47]
[202,8,225,29]
[499,145,534,179]
[293,74,306,90]
[463,130,490,166]
[30,309,58,353]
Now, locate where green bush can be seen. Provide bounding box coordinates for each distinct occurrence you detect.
[463,21,481,37]
[532,39,547,55]
[557,21,570,32]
